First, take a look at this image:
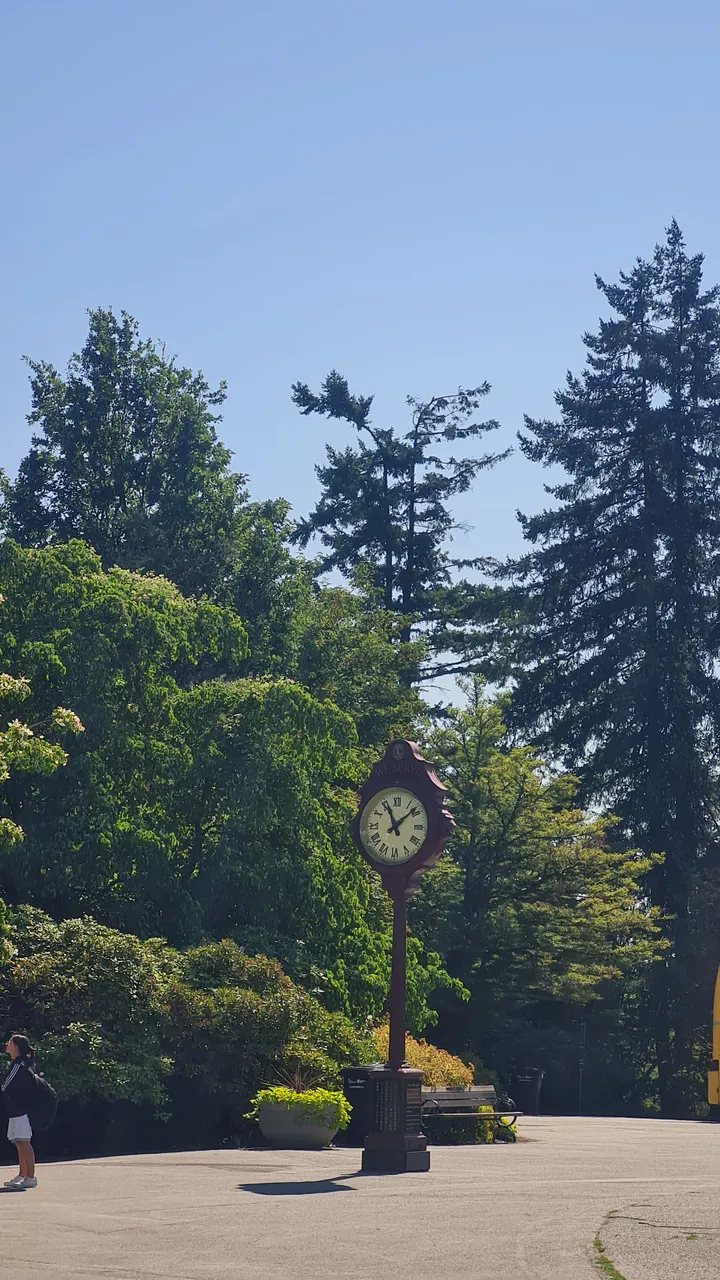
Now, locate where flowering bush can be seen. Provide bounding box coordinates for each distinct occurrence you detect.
[50,707,85,734]
[0,648,84,852]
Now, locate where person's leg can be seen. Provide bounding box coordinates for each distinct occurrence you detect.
[15,1141,28,1178]
[25,1143,35,1178]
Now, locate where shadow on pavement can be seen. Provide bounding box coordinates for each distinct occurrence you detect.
[238,1174,361,1196]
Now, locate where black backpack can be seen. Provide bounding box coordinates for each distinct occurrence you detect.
[29,1071,58,1131]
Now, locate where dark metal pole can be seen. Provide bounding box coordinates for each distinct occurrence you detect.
[578,1018,587,1116]
[387,887,407,1070]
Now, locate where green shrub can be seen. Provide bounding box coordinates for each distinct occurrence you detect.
[423,1105,517,1146]
[423,1106,493,1145]
[493,1116,517,1142]
[181,941,291,999]
[246,1087,351,1131]
[0,911,373,1155]
[3,908,170,1105]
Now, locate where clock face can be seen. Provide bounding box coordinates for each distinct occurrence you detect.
[358,787,429,865]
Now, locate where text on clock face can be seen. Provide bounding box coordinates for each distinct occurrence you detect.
[359,787,429,863]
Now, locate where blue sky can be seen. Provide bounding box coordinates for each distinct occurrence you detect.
[3,0,720,561]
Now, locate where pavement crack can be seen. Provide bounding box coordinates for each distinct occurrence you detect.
[611,1212,720,1234]
[8,1266,197,1280]
[592,1235,629,1280]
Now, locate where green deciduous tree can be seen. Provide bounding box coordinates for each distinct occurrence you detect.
[0,669,82,852]
[3,315,402,716]
[0,538,248,934]
[291,587,424,748]
[291,372,510,680]
[0,540,452,1030]
[0,613,84,966]
[410,679,663,1071]
[226,498,316,678]
[225,505,422,749]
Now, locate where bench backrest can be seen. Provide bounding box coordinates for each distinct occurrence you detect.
[421,1085,497,1112]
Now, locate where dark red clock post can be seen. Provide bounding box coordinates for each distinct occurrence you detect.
[350,739,456,1172]
[387,879,409,1071]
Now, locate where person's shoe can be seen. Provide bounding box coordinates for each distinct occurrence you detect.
[20,1176,37,1188]
[4,1179,27,1190]
[3,1175,24,1187]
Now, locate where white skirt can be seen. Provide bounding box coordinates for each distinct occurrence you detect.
[7,1114,32,1142]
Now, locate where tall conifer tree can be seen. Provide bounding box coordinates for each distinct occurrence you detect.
[2,309,247,599]
[291,372,510,681]
[507,224,720,1106]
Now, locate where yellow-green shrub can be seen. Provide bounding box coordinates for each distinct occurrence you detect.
[372,1024,473,1087]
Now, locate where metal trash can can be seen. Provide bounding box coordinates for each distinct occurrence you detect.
[509,1067,545,1115]
[340,1065,382,1146]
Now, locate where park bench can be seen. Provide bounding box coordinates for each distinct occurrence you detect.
[421,1085,521,1129]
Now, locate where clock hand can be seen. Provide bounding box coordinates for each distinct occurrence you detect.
[394,810,416,831]
[382,800,401,836]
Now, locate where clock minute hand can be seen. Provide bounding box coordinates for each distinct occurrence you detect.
[383,800,401,836]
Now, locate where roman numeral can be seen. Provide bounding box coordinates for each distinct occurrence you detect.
[380,843,388,855]
[410,835,420,845]
[393,796,401,807]
[414,823,424,830]
[370,822,378,830]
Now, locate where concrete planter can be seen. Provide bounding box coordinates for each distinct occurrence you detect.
[257,1102,339,1149]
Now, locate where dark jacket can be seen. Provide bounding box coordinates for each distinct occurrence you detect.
[2,1058,37,1119]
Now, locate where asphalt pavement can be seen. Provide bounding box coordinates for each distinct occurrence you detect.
[2,1116,719,1279]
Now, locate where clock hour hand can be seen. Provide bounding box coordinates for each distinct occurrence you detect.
[395,806,421,831]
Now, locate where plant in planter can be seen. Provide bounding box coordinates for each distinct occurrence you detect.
[246,1087,352,1149]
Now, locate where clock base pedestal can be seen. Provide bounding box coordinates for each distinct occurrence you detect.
[361,1146,430,1173]
[360,1066,430,1174]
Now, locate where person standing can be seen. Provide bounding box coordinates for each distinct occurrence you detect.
[2,1035,38,1190]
